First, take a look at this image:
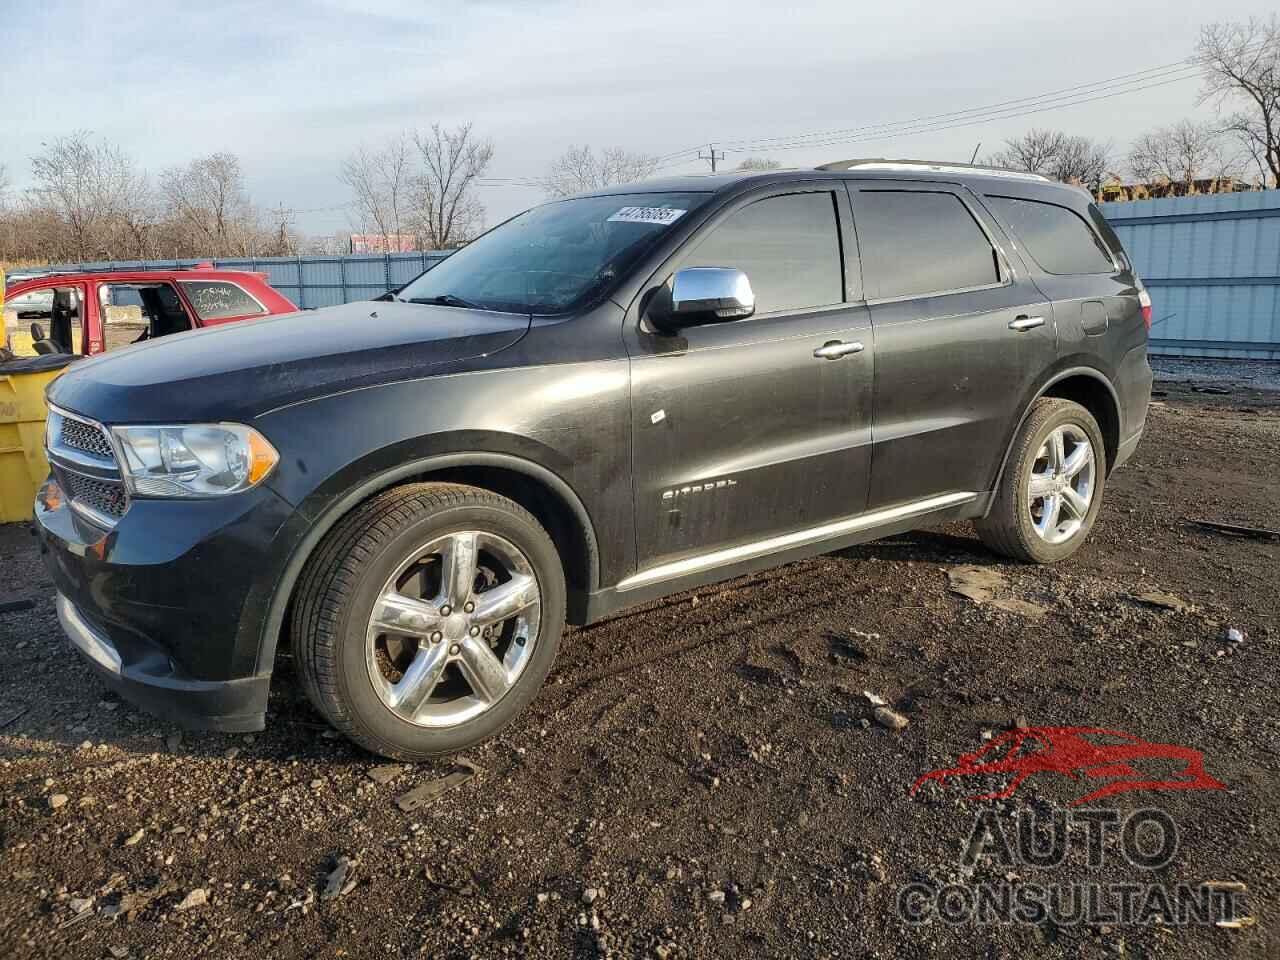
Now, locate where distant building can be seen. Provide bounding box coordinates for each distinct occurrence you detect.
[349,234,419,254]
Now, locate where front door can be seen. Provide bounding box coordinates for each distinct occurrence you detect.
[626,186,873,574]
[845,180,1056,508]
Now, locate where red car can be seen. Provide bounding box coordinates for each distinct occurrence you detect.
[2,266,297,358]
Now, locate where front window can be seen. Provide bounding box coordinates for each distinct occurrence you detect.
[2,286,82,356]
[397,192,711,315]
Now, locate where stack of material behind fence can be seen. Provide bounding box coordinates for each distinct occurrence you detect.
[1100,189,1280,360]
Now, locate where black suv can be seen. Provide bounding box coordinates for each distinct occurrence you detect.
[35,160,1152,758]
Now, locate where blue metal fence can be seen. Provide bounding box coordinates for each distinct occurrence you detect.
[46,188,1280,359]
[55,251,452,310]
[1100,189,1280,359]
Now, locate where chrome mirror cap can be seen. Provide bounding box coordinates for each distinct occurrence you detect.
[670,267,755,323]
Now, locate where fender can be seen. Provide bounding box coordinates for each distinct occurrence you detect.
[251,450,600,673]
[985,364,1121,514]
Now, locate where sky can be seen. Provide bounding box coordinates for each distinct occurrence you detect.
[1,0,1273,238]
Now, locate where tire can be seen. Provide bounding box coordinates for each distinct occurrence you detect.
[291,482,565,760]
[975,398,1107,564]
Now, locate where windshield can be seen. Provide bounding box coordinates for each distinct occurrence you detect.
[397,192,710,315]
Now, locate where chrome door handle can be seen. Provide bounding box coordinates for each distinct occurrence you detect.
[813,340,865,360]
[1009,315,1045,331]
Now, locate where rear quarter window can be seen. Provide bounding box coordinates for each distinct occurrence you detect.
[178,280,267,321]
[986,196,1115,275]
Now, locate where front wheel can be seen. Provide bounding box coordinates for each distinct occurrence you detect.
[975,398,1107,563]
[291,482,566,760]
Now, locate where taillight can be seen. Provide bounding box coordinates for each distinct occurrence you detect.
[1138,289,1152,331]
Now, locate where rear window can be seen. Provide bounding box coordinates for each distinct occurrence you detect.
[178,280,267,321]
[986,196,1115,275]
[853,191,999,300]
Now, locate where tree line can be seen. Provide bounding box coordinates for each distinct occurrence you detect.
[0,139,296,265]
[2,16,1276,265]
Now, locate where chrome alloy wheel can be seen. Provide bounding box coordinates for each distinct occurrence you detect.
[365,531,541,728]
[1027,424,1096,545]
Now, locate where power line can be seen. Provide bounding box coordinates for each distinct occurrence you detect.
[466,39,1275,188]
[641,68,1206,175]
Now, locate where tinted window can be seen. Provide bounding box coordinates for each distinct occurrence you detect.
[399,192,711,315]
[682,192,842,314]
[855,191,999,299]
[987,196,1115,275]
[179,280,267,321]
[1087,203,1129,269]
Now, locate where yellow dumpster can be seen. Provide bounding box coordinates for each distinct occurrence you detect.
[0,354,75,522]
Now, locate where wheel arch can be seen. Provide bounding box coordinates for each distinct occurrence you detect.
[254,451,600,673]
[986,366,1122,515]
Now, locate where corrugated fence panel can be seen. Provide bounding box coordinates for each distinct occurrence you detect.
[1102,189,1280,359]
[44,192,1280,357]
[46,252,455,312]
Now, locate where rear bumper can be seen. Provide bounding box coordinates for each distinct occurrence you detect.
[1113,428,1143,471]
[1113,343,1154,470]
[56,593,269,731]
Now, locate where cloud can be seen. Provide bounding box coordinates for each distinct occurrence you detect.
[4,0,1274,236]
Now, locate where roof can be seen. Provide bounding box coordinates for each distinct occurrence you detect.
[572,160,1089,205]
[5,266,268,291]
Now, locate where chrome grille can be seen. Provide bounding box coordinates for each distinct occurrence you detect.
[60,471,128,519]
[47,407,129,527]
[59,417,116,460]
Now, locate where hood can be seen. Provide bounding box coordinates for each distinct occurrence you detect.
[48,300,531,423]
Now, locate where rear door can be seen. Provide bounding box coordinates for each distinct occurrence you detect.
[846,180,1054,508]
[627,185,873,572]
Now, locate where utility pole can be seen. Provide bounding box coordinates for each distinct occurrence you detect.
[698,144,725,173]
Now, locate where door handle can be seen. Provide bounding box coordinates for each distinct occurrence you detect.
[813,340,865,360]
[1009,315,1046,331]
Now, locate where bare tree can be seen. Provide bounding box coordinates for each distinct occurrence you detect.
[340,135,413,249]
[987,129,1114,191]
[1197,16,1280,186]
[987,129,1067,175]
[410,123,494,248]
[736,157,783,171]
[160,152,256,256]
[1128,119,1237,189]
[0,163,10,206]
[30,132,150,261]
[541,145,658,199]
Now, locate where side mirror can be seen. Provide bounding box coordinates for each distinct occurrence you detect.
[651,267,755,333]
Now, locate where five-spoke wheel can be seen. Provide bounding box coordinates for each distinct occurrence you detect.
[367,531,541,727]
[976,398,1107,563]
[1026,424,1095,544]
[292,482,565,760]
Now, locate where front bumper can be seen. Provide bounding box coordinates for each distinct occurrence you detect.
[56,594,269,732]
[34,476,296,732]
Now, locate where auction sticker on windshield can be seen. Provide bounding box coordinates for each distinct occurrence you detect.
[607,206,687,225]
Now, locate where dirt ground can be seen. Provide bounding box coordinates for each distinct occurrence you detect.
[1,377,1278,959]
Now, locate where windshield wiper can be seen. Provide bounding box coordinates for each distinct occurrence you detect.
[408,294,483,310]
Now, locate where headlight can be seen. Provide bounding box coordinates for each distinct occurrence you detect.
[111,423,279,498]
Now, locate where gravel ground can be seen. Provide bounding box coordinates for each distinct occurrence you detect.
[1151,357,1280,393]
[1,382,1278,959]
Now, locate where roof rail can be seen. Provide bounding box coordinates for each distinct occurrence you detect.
[816,158,1051,182]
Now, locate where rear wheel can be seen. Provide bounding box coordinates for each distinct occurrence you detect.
[975,398,1106,563]
[291,482,565,759]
